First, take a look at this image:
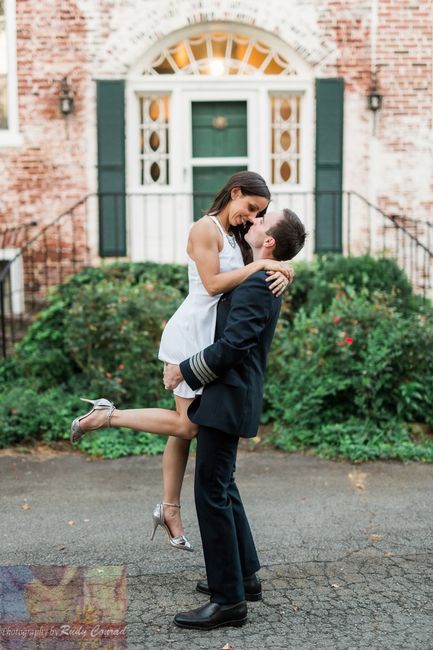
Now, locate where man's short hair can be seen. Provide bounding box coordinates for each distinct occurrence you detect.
[266,208,307,260]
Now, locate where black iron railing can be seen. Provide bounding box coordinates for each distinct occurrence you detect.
[0,196,92,356]
[0,190,432,357]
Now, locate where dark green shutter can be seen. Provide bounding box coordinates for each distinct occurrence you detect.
[315,78,344,252]
[96,80,126,257]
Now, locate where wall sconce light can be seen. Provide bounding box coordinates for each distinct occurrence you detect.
[368,71,383,112]
[59,77,74,116]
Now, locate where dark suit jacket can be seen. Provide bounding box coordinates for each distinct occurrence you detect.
[180,271,282,438]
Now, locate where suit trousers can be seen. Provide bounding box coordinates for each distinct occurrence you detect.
[194,425,261,605]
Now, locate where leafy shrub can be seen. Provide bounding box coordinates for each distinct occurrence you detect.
[278,255,416,327]
[0,263,188,453]
[8,263,188,392]
[0,384,79,447]
[264,289,433,461]
[305,254,416,314]
[62,277,182,406]
[1,256,432,462]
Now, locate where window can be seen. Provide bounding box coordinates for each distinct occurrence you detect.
[270,94,302,184]
[138,95,170,185]
[0,0,21,145]
[0,0,7,129]
[142,31,298,76]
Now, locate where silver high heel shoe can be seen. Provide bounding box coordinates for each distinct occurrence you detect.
[150,502,194,552]
[70,398,116,444]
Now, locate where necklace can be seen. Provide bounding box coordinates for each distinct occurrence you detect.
[215,215,237,248]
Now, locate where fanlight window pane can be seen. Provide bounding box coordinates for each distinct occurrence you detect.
[138,95,170,186]
[270,95,302,185]
[211,32,227,59]
[0,0,8,129]
[142,32,298,76]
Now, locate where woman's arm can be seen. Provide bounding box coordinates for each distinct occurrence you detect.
[188,218,290,296]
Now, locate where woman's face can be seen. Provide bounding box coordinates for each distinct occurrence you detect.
[226,188,269,227]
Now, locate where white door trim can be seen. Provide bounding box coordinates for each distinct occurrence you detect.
[126,77,314,194]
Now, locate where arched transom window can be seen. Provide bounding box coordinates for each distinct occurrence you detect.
[142,31,298,76]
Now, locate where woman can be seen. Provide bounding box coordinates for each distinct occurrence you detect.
[71,171,292,551]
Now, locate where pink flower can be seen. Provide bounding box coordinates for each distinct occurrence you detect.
[333,316,341,324]
[344,337,353,345]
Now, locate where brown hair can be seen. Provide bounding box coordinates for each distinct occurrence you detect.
[207,171,271,264]
[266,208,307,260]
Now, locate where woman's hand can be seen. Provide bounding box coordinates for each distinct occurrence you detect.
[259,259,294,295]
[260,259,294,280]
[265,270,292,296]
[163,363,183,390]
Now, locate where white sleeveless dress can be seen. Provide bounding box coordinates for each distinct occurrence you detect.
[158,216,245,398]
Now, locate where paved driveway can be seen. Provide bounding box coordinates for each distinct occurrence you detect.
[0,447,432,649]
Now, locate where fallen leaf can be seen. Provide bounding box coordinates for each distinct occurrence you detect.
[348,471,367,492]
[368,534,383,543]
[20,503,31,511]
[384,551,394,557]
[68,520,75,526]
[331,584,340,589]
[222,644,234,650]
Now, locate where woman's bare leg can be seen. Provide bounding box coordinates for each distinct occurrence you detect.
[161,396,193,537]
[76,396,196,537]
[77,397,197,440]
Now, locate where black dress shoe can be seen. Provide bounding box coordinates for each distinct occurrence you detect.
[196,573,262,602]
[174,601,247,630]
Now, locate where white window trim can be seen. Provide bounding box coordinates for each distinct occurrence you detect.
[0,0,22,147]
[0,248,24,314]
[127,77,314,196]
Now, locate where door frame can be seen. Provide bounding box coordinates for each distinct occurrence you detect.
[126,76,315,195]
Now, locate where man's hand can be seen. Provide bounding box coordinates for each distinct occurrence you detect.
[164,363,183,390]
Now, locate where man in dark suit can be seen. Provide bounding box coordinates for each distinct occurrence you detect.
[164,208,306,630]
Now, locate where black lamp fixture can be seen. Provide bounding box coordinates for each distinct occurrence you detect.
[59,77,74,116]
[368,70,383,112]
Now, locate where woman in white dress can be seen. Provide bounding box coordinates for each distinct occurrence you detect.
[71,171,292,551]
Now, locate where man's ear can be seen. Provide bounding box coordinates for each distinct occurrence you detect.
[263,236,276,250]
[230,187,242,200]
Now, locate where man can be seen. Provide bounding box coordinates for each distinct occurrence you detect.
[164,208,306,630]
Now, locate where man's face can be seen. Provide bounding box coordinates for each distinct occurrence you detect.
[244,211,282,250]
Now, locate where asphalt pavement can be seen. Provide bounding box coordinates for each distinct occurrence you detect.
[0,445,432,649]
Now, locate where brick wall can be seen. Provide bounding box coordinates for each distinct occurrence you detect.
[0,0,89,232]
[0,0,431,254]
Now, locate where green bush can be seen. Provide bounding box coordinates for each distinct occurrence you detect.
[278,255,417,327]
[1,256,432,461]
[0,262,187,453]
[305,254,416,314]
[62,277,182,405]
[0,384,79,447]
[9,262,189,391]
[265,289,433,461]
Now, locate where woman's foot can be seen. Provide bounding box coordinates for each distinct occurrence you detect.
[162,503,185,539]
[70,398,116,443]
[77,407,116,434]
[150,502,194,551]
